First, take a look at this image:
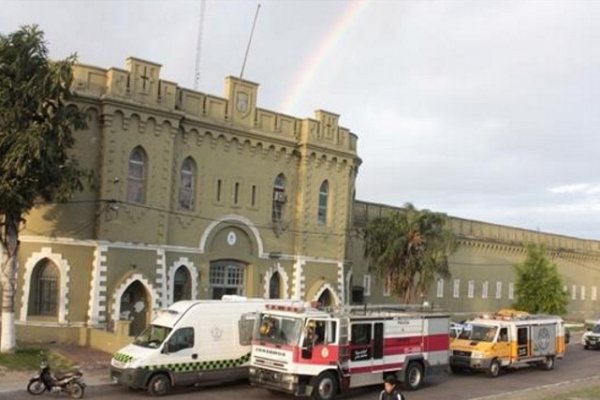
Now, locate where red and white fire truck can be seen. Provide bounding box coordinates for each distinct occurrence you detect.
[249,303,450,400]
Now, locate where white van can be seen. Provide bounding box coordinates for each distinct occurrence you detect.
[110,296,296,395]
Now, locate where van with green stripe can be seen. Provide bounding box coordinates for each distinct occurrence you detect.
[110,296,294,395]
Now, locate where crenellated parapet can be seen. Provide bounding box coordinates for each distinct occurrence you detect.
[353,200,600,257]
[72,57,358,157]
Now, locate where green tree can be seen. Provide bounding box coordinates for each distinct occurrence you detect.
[0,25,88,353]
[513,243,569,315]
[363,203,457,303]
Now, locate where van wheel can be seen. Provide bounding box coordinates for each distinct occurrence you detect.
[486,359,500,378]
[310,372,338,400]
[405,362,424,390]
[542,356,555,371]
[147,373,171,396]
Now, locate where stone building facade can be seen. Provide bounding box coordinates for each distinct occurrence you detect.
[347,201,600,321]
[9,56,360,343]
[4,56,600,348]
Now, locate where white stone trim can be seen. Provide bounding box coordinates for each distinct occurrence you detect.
[87,245,108,327]
[337,262,344,305]
[111,273,158,328]
[20,247,70,324]
[156,249,167,307]
[345,271,353,304]
[263,262,290,299]
[198,214,265,256]
[167,257,199,304]
[311,283,340,306]
[19,235,342,263]
[292,257,306,300]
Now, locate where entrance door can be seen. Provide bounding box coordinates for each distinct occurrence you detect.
[120,281,148,337]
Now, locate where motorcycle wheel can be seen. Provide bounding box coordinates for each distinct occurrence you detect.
[27,379,45,395]
[67,382,85,399]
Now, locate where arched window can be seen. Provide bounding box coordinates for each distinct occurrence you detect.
[178,157,196,211]
[29,259,59,316]
[269,272,281,299]
[272,173,286,223]
[173,266,192,302]
[127,146,147,203]
[318,180,329,225]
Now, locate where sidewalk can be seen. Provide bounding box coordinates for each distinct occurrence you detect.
[0,343,114,393]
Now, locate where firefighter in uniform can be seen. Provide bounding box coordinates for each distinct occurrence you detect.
[379,375,406,400]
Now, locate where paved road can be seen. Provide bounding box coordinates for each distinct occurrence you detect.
[2,341,598,400]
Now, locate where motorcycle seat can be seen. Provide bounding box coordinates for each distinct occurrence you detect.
[55,371,82,380]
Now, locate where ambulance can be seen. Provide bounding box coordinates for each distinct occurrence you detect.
[249,303,450,400]
[110,296,295,396]
[449,309,566,377]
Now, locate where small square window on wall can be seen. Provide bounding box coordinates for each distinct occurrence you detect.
[508,282,514,300]
[383,275,391,297]
[436,279,444,298]
[363,274,371,296]
[453,279,460,298]
[467,280,475,299]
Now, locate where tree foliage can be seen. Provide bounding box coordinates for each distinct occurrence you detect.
[0,25,88,352]
[513,243,569,315]
[363,203,457,303]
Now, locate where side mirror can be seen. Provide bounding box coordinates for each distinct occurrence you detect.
[161,344,170,354]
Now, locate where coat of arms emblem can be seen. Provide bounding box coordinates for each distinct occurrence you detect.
[210,326,223,341]
[236,92,250,115]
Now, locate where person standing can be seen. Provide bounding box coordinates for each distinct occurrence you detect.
[379,375,406,400]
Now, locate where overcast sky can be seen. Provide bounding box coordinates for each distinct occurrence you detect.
[3,0,600,239]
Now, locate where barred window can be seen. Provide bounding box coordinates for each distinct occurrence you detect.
[210,261,245,299]
[178,157,196,211]
[127,146,147,203]
[269,272,281,299]
[272,174,286,223]
[318,180,329,225]
[29,259,59,316]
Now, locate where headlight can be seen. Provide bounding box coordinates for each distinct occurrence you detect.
[128,358,141,368]
[471,351,486,359]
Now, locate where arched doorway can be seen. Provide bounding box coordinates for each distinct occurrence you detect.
[318,288,334,307]
[120,280,148,336]
[269,272,281,299]
[173,266,191,302]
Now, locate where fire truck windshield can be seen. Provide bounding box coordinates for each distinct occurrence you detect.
[254,313,303,346]
[458,324,498,342]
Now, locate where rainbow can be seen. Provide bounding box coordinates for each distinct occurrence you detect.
[281,0,370,115]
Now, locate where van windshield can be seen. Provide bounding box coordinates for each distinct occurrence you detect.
[254,313,303,346]
[458,324,498,342]
[592,325,600,334]
[134,325,172,348]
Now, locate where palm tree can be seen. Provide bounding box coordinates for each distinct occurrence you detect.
[363,203,457,303]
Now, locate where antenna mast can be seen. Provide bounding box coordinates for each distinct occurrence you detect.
[194,0,207,90]
[240,3,261,79]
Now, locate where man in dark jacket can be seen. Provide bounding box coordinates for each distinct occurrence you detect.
[379,375,406,400]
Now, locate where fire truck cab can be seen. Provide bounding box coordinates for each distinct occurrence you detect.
[249,303,450,400]
[449,309,566,377]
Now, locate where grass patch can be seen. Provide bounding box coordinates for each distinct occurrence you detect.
[544,384,600,400]
[0,346,74,372]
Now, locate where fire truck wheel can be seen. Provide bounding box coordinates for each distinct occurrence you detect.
[405,362,424,390]
[310,372,338,400]
[541,356,555,371]
[486,359,500,378]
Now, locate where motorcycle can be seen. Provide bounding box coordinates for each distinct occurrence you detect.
[27,355,86,398]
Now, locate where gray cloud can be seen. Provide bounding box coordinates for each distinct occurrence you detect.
[3,0,600,238]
